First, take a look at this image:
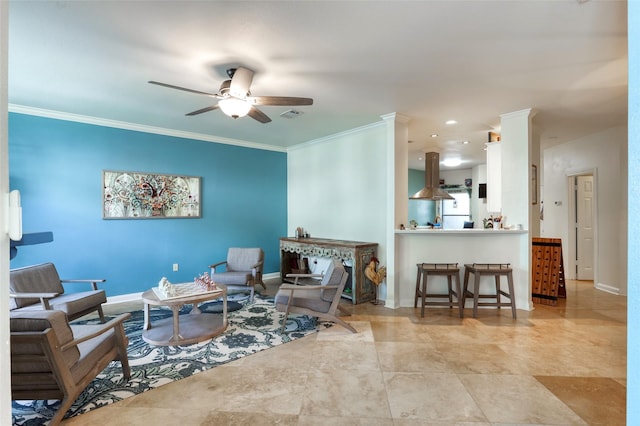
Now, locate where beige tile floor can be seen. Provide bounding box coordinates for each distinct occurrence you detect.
[62,279,626,425]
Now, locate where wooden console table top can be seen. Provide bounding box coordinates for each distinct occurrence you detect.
[280,237,377,249]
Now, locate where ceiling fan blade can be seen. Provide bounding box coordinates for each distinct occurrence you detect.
[249,96,313,106]
[229,67,254,98]
[248,107,272,123]
[185,105,219,116]
[149,81,217,97]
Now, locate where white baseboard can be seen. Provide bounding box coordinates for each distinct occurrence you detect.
[105,292,143,306]
[595,282,621,295]
[104,272,282,306]
[263,272,280,280]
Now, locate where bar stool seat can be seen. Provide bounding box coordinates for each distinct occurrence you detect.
[414,263,463,318]
[463,263,516,319]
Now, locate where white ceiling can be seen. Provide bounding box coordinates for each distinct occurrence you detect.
[7,1,628,171]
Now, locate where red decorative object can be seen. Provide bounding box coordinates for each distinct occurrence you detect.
[194,272,217,291]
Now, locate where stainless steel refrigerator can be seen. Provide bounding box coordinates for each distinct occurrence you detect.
[441,191,471,229]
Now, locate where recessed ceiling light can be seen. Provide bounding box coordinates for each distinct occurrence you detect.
[462,140,470,145]
[445,120,457,125]
[430,134,438,138]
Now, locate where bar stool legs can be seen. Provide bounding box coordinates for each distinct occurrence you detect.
[414,263,463,318]
[463,263,517,319]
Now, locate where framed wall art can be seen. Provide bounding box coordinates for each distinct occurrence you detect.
[103,170,201,219]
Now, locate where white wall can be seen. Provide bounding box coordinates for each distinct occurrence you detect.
[501,109,535,229]
[287,122,389,296]
[387,113,410,308]
[472,164,489,227]
[543,125,627,294]
[439,168,470,187]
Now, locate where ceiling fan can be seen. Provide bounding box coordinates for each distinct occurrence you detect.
[148,67,313,123]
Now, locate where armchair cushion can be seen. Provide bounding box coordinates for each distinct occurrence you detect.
[226,247,263,273]
[10,263,107,322]
[69,323,120,384]
[209,248,265,301]
[209,271,254,285]
[15,291,108,316]
[319,259,346,302]
[275,258,356,333]
[10,310,80,372]
[275,286,333,313]
[10,309,131,425]
[10,263,64,309]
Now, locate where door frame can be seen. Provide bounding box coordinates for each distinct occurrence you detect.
[566,167,598,285]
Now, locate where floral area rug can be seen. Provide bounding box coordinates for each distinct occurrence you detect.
[11,294,322,425]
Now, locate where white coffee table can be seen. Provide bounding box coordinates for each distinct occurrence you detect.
[141,284,228,346]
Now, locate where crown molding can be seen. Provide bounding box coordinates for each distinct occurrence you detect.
[288,120,386,152]
[380,112,411,124]
[8,104,287,153]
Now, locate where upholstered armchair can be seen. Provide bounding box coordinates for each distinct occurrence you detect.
[10,309,131,426]
[275,258,356,333]
[10,263,108,322]
[209,247,265,301]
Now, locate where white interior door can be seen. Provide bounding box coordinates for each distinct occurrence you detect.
[576,175,594,280]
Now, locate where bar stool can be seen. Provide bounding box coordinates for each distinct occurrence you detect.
[463,263,517,319]
[414,263,463,318]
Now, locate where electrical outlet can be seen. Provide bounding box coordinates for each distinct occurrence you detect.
[172,263,179,272]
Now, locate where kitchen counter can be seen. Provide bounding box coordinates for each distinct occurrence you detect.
[396,228,527,235]
[395,228,531,310]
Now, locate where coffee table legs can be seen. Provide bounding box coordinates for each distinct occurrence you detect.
[142,290,228,346]
[169,305,183,343]
[143,302,151,331]
[144,303,188,343]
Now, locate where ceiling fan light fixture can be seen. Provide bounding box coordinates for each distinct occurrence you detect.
[443,158,462,167]
[218,97,251,119]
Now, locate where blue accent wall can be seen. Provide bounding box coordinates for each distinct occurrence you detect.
[8,113,287,297]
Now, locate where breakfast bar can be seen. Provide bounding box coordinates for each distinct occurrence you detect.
[395,228,531,311]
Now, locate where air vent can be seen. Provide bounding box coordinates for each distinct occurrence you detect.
[280,109,304,119]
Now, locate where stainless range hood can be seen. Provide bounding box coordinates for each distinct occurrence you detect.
[410,152,454,200]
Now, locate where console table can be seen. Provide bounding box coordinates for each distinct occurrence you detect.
[279,237,378,304]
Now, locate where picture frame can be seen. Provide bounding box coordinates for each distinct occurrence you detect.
[531,164,538,205]
[103,170,201,219]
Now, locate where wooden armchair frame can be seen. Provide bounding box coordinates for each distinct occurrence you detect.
[10,311,131,426]
[209,248,266,301]
[275,260,356,333]
[10,263,107,322]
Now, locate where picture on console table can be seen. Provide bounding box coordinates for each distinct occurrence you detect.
[102,170,201,219]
